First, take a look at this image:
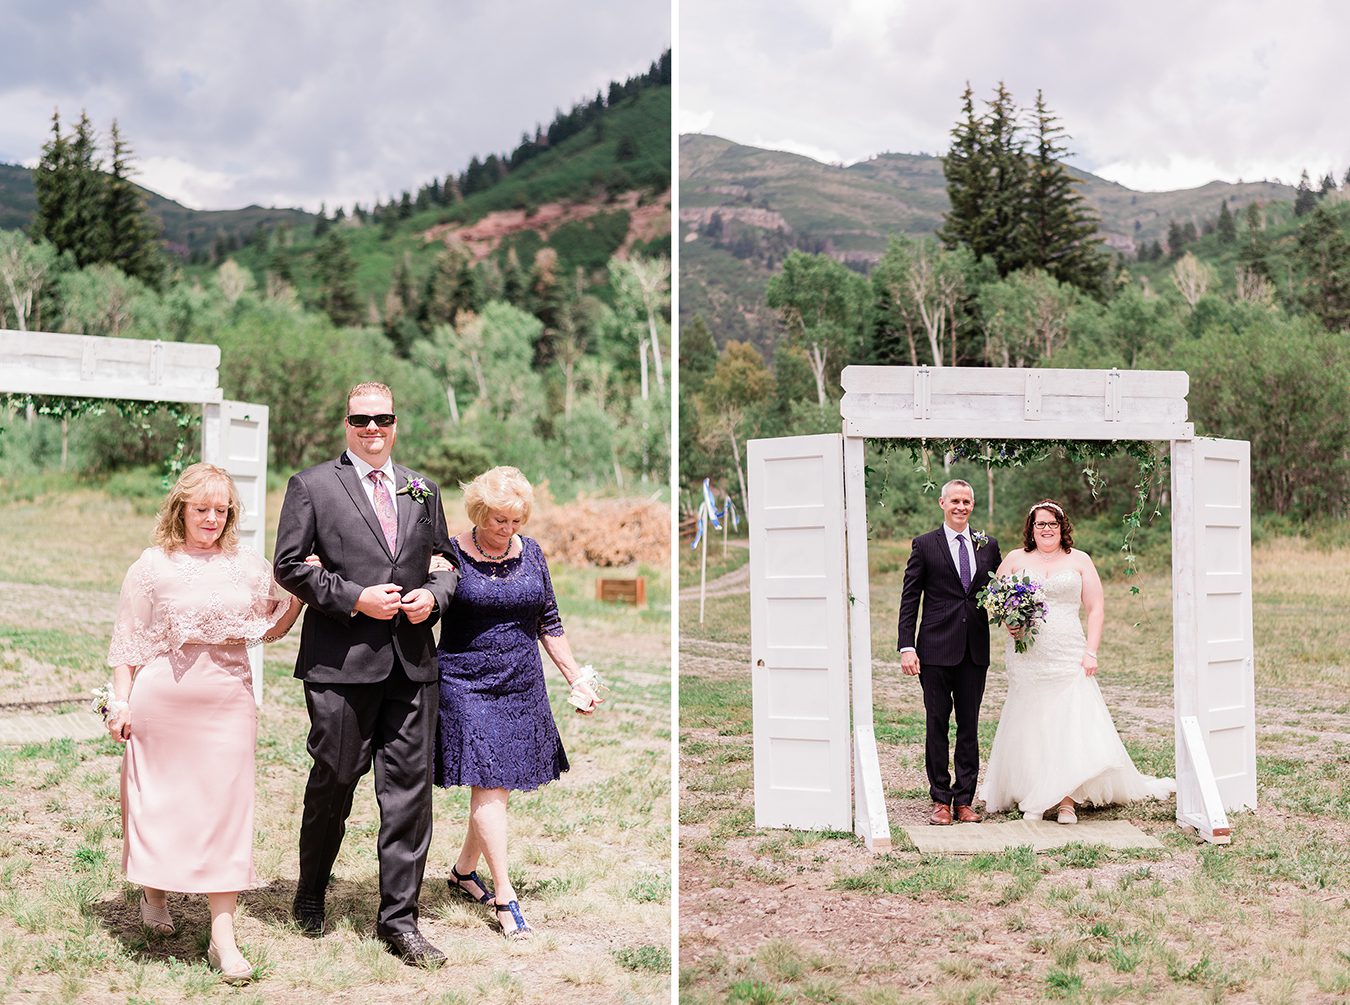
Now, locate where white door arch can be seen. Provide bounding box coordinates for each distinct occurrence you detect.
[748,365,1254,848]
[2,330,272,703]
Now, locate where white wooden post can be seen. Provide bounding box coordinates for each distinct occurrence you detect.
[748,433,852,831]
[843,435,891,850]
[202,401,271,705]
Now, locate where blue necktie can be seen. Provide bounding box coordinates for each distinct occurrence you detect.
[956,533,971,592]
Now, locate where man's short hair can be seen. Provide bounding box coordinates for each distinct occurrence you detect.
[939,478,974,501]
[347,381,394,409]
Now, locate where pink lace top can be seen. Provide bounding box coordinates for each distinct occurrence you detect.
[107,546,295,672]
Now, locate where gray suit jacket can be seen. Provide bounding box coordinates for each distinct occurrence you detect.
[273,454,457,684]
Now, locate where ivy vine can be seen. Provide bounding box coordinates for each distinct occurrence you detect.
[0,393,200,487]
[879,437,1168,593]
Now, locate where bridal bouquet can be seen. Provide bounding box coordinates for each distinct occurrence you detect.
[976,573,1048,654]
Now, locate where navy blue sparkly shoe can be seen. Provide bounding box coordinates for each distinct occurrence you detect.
[493,899,533,939]
[449,865,494,905]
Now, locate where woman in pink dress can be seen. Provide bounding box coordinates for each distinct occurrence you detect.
[106,463,302,984]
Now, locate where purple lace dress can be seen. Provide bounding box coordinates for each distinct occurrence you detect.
[434,535,569,791]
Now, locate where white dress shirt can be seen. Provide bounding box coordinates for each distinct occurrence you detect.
[345,449,398,536]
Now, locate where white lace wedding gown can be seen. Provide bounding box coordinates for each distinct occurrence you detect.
[979,569,1175,818]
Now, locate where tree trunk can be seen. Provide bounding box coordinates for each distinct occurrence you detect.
[446,385,459,424]
[728,430,749,516]
[639,340,649,401]
[647,309,665,394]
[61,417,69,469]
[987,466,995,521]
[808,343,828,407]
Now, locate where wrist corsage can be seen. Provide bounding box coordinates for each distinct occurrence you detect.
[567,664,609,712]
[396,477,432,504]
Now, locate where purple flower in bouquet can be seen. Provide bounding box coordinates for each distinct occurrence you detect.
[976,572,1048,654]
[397,477,431,504]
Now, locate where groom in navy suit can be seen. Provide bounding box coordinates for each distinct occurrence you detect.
[897,479,1001,825]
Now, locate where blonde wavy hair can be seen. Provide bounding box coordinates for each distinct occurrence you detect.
[462,466,533,527]
[153,463,243,552]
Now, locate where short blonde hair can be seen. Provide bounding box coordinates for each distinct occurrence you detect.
[347,381,394,409]
[462,466,533,527]
[153,463,242,552]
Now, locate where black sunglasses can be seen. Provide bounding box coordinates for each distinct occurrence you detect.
[346,413,397,428]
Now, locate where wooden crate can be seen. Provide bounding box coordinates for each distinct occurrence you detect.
[595,577,647,608]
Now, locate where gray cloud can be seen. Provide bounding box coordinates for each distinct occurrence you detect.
[2,0,670,210]
[680,0,1347,191]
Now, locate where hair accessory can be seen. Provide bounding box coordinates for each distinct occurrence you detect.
[1028,500,1064,516]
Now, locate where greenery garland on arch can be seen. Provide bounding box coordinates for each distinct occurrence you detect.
[0,393,200,487]
[880,437,1168,593]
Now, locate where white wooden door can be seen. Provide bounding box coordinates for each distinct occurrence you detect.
[1172,437,1257,819]
[748,433,851,830]
[202,400,270,704]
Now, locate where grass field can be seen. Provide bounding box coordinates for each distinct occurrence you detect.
[679,535,1350,1004]
[0,486,671,1005]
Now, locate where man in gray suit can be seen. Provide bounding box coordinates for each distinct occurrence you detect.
[273,381,457,967]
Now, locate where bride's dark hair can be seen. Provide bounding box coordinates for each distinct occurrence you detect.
[1022,499,1073,552]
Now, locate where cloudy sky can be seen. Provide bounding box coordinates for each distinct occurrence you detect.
[680,0,1347,192]
[1,0,670,211]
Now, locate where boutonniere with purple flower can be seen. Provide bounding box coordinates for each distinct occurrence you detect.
[397,477,432,504]
[970,529,989,551]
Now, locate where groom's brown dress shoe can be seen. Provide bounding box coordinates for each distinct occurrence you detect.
[929,802,952,826]
[954,804,983,823]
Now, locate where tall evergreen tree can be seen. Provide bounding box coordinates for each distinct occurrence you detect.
[313,231,362,327]
[1216,199,1237,244]
[1023,90,1108,297]
[32,110,106,267]
[1293,205,1350,331]
[102,121,163,288]
[31,111,73,253]
[938,84,1025,272]
[1294,170,1318,216]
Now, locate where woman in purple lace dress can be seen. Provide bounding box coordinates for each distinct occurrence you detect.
[434,466,601,939]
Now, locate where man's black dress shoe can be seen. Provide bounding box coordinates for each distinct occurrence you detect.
[379,929,447,968]
[292,892,326,936]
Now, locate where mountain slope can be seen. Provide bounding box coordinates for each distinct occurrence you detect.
[680,133,1295,350]
[0,162,317,258]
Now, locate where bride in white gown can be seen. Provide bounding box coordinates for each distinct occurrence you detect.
[979,500,1174,823]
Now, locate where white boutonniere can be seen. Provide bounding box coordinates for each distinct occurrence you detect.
[970,530,989,551]
[396,477,431,504]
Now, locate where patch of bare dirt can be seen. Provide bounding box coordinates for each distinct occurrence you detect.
[679,634,1350,997]
[423,189,670,263]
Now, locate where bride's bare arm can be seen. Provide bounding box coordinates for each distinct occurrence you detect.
[1079,553,1105,675]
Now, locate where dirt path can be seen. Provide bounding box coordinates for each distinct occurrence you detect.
[678,541,749,601]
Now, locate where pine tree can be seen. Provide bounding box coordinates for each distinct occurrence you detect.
[981,83,1029,274]
[313,231,362,327]
[102,121,163,288]
[1023,90,1108,296]
[1216,199,1237,244]
[1294,205,1350,331]
[1294,170,1318,216]
[1166,219,1186,258]
[32,110,107,268]
[31,111,72,252]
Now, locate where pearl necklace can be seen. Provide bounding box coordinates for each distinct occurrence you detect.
[472,527,512,561]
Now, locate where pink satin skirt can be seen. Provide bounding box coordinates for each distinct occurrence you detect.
[121,644,258,893]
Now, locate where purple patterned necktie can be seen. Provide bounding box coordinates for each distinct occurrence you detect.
[956,533,971,592]
[369,471,397,553]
